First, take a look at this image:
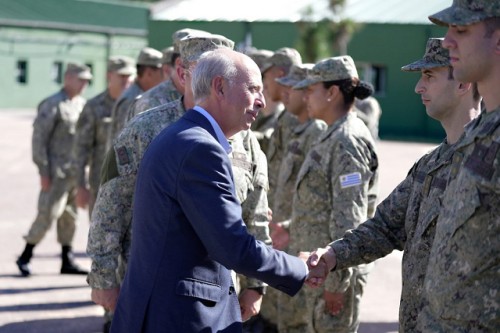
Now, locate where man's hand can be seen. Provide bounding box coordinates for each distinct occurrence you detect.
[269,222,289,250]
[76,187,90,209]
[40,176,51,192]
[91,287,120,312]
[239,288,262,322]
[324,290,345,315]
[305,246,337,287]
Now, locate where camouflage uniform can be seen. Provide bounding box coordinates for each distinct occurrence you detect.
[417,109,500,333]
[291,56,378,333]
[292,112,378,333]
[251,107,284,155]
[25,89,86,245]
[126,79,181,122]
[72,91,114,215]
[108,81,143,146]
[108,47,163,145]
[331,139,457,332]
[414,3,500,331]
[87,100,185,289]
[266,111,299,208]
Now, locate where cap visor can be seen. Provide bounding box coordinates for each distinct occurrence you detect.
[293,77,317,90]
[429,6,482,26]
[401,59,448,72]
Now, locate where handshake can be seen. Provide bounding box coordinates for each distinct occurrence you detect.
[299,246,337,287]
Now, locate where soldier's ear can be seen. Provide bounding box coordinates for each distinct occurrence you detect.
[456,82,471,96]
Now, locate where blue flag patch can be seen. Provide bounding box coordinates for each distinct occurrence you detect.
[339,172,362,188]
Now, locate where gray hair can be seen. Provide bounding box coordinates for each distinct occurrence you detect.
[191,50,238,103]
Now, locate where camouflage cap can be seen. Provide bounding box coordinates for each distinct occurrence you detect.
[261,47,302,74]
[161,46,175,65]
[107,55,136,75]
[275,63,315,86]
[136,47,163,68]
[247,48,274,72]
[294,56,358,90]
[401,38,450,72]
[172,28,211,52]
[178,34,235,63]
[429,0,500,26]
[65,62,93,80]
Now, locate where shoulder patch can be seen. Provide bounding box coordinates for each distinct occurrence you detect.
[116,146,130,165]
[339,172,362,188]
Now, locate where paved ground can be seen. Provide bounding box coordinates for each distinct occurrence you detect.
[0,109,437,333]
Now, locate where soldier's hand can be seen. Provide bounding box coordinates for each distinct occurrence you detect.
[91,287,120,312]
[40,176,51,192]
[76,187,90,209]
[305,247,336,287]
[308,246,336,272]
[323,290,345,315]
[239,288,262,322]
[269,222,289,250]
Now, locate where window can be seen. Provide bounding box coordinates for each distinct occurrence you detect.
[357,63,387,96]
[52,61,63,84]
[16,60,28,84]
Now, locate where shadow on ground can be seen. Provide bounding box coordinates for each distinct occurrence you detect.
[0,316,103,333]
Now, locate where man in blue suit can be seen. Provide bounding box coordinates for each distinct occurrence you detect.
[110,49,316,332]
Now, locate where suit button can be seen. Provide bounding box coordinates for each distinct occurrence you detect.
[229,286,235,295]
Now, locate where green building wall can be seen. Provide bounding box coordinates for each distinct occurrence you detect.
[0,27,145,108]
[149,20,448,142]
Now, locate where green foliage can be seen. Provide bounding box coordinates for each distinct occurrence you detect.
[295,0,361,62]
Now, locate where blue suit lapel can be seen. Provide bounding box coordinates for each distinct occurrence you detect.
[183,109,218,141]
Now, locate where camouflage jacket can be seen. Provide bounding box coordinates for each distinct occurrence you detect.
[272,118,326,223]
[291,112,378,293]
[72,90,114,192]
[251,107,283,154]
[418,108,500,332]
[126,79,181,123]
[108,81,143,146]
[266,110,299,208]
[87,100,270,290]
[331,138,458,332]
[32,89,86,180]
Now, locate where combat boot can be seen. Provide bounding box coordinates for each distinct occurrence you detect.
[16,243,35,277]
[60,245,88,275]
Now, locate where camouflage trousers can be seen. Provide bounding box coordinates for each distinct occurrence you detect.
[278,284,309,333]
[305,272,369,333]
[23,177,77,245]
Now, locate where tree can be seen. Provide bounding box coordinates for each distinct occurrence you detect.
[296,0,360,62]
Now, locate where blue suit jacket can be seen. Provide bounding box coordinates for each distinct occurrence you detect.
[110,109,307,333]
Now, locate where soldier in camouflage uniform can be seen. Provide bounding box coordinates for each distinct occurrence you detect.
[262,48,301,211]
[291,56,379,333]
[248,48,285,153]
[125,29,211,122]
[255,63,326,332]
[306,39,482,333]
[88,35,271,324]
[415,2,500,331]
[72,56,135,217]
[108,47,163,145]
[16,63,92,277]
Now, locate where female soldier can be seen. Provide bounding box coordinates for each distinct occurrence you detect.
[289,56,379,333]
